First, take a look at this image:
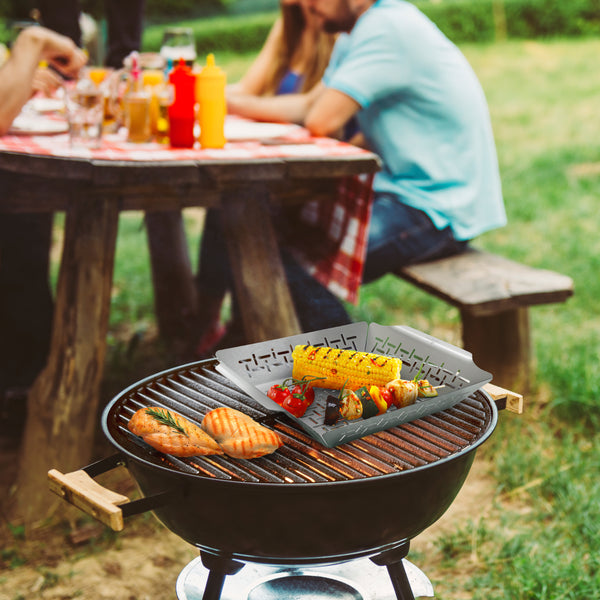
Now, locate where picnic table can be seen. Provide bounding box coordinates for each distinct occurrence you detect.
[0,119,380,526]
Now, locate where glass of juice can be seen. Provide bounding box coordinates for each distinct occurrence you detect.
[124,90,151,143]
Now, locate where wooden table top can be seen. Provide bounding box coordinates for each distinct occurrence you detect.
[0,120,380,213]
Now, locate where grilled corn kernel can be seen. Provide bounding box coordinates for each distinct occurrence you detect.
[291,345,402,391]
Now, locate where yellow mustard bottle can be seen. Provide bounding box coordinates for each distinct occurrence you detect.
[196,53,226,149]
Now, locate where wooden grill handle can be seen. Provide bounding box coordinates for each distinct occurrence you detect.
[48,468,129,531]
[482,383,524,414]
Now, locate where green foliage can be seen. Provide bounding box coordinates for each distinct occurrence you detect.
[137,0,600,55]
[503,0,600,38]
[144,0,230,19]
[4,0,600,48]
[414,0,600,43]
[142,12,278,55]
[416,0,498,42]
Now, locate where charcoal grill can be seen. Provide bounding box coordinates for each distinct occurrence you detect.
[49,358,513,600]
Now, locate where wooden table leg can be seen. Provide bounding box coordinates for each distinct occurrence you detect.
[145,210,197,345]
[8,195,119,529]
[219,186,301,343]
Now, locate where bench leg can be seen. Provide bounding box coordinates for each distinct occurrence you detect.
[461,307,530,393]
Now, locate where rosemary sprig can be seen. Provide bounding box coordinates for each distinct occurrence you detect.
[145,408,188,437]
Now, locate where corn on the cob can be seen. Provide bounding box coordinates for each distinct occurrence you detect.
[291,345,402,391]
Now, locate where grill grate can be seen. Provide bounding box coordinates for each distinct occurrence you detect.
[105,359,494,484]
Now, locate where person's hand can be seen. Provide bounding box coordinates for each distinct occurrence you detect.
[31,66,64,96]
[225,90,247,116]
[41,29,88,79]
[23,27,88,80]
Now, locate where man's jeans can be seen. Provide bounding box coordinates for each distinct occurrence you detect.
[363,193,468,283]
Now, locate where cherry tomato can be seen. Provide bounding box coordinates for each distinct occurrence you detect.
[282,392,311,418]
[268,376,323,418]
[267,384,290,405]
[379,387,394,408]
[291,383,315,404]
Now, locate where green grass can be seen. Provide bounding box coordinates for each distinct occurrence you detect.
[67,37,600,598]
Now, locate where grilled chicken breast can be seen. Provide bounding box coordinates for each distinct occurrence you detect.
[202,407,283,459]
[128,407,223,457]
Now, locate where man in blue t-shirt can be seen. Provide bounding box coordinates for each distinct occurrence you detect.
[227,0,507,331]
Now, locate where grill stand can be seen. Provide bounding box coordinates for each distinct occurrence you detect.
[371,542,415,600]
[200,555,245,600]
[180,542,429,600]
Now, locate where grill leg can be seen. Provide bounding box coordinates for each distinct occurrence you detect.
[371,541,415,600]
[198,554,245,600]
[385,560,416,600]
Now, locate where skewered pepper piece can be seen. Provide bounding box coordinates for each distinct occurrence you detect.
[292,345,402,391]
[369,386,390,414]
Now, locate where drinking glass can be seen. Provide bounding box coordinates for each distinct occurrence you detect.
[65,79,103,149]
[160,27,196,66]
[154,84,175,144]
[124,89,152,143]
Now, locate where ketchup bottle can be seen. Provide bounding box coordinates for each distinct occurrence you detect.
[196,53,226,149]
[168,58,196,148]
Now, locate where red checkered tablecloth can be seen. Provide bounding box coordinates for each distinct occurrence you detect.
[0,117,368,162]
[0,117,375,303]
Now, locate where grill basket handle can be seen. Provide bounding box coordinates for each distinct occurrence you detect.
[48,454,172,531]
[482,383,524,414]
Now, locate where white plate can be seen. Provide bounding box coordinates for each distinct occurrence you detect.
[8,115,68,135]
[224,119,301,141]
[28,97,65,114]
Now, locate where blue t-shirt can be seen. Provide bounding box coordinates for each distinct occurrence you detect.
[323,0,506,241]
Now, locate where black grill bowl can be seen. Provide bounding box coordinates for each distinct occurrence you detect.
[100,359,497,566]
[126,445,480,564]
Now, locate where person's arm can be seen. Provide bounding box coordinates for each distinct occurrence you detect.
[227,80,326,125]
[0,27,86,135]
[227,81,362,141]
[228,18,283,96]
[304,87,361,137]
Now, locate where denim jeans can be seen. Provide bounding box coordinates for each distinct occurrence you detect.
[363,193,468,283]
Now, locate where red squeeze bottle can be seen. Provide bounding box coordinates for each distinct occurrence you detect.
[168,58,196,148]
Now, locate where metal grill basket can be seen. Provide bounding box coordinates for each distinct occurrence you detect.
[216,322,492,447]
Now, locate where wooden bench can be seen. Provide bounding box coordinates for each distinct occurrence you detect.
[396,248,574,391]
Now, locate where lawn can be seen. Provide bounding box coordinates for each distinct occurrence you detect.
[34,36,600,599]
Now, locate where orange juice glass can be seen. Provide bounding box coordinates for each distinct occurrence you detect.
[88,67,110,87]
